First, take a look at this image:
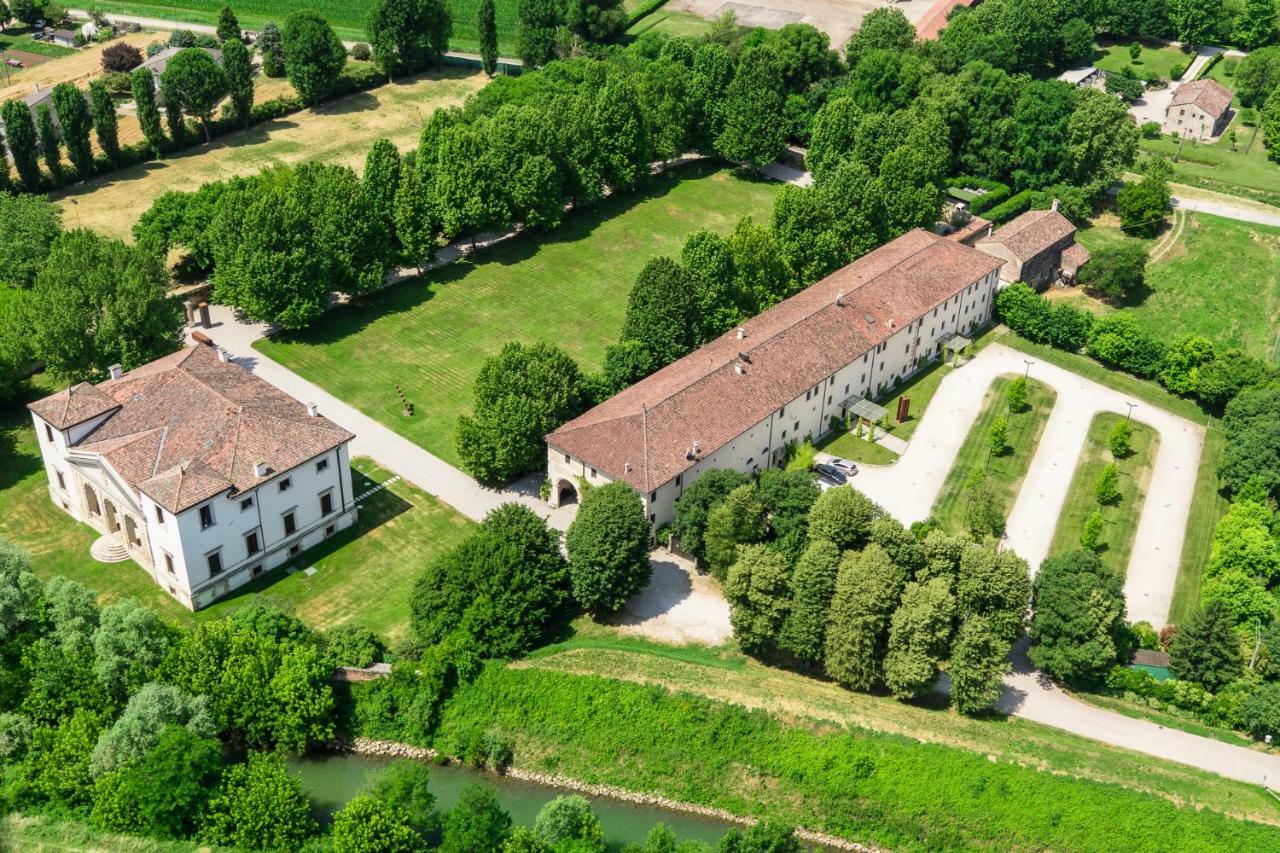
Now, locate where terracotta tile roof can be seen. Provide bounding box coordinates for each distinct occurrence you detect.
[947,216,992,246]
[548,230,1002,491]
[916,0,978,40]
[1061,242,1091,274]
[31,344,354,513]
[29,381,121,429]
[1169,78,1232,120]
[977,209,1076,263]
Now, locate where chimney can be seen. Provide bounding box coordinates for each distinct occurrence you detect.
[835,290,845,306]
[736,327,745,340]
[888,319,896,330]
[216,348,229,363]
[692,441,700,456]
[254,462,268,477]
[624,462,632,474]
[306,403,319,417]
[734,363,745,376]
[1052,197,1060,212]
[108,364,123,380]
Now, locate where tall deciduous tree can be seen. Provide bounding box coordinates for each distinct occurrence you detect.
[222,38,254,129]
[779,539,840,664]
[51,83,92,178]
[364,138,401,245]
[130,67,167,154]
[91,725,223,839]
[620,256,697,368]
[87,79,119,165]
[201,752,317,850]
[565,482,652,614]
[949,616,1010,714]
[592,73,649,191]
[283,10,347,106]
[704,483,765,581]
[431,122,506,238]
[0,192,61,290]
[29,230,182,382]
[565,0,625,42]
[260,21,286,77]
[1028,550,1127,683]
[884,577,955,699]
[807,486,881,551]
[844,7,915,65]
[670,468,751,563]
[367,0,452,80]
[393,160,436,267]
[478,0,498,75]
[716,45,786,169]
[36,102,61,182]
[441,784,513,852]
[681,229,740,343]
[518,0,563,67]
[725,544,792,657]
[824,544,907,690]
[806,95,861,180]
[1,99,40,190]
[161,47,228,142]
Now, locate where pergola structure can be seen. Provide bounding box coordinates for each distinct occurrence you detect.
[845,397,887,423]
[940,332,972,365]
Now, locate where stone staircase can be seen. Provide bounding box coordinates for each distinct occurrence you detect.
[90,534,130,563]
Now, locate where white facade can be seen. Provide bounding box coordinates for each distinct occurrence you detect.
[31,412,357,611]
[549,268,1000,527]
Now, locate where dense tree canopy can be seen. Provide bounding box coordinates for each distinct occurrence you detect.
[283,10,348,105]
[566,482,652,613]
[1029,551,1127,683]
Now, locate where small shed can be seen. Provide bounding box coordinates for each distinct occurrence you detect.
[1129,649,1174,682]
[50,28,78,48]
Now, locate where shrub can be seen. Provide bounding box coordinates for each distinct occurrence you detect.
[101,41,143,72]
[1006,376,1028,413]
[1140,121,1161,139]
[1109,420,1132,458]
[988,416,1009,456]
[1080,509,1105,551]
[351,42,372,61]
[1240,683,1280,740]
[534,795,605,851]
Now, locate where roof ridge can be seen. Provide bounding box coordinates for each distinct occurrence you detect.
[151,425,170,478]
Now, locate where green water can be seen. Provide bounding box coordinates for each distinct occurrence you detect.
[288,752,734,849]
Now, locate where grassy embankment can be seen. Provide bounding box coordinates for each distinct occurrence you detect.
[1047,412,1159,571]
[256,164,782,467]
[931,375,1056,534]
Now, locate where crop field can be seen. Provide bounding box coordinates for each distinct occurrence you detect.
[257,164,782,467]
[89,0,520,54]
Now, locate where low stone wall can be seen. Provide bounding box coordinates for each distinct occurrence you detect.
[332,738,883,852]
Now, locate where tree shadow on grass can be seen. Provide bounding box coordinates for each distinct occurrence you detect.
[0,381,52,493]
[269,161,731,349]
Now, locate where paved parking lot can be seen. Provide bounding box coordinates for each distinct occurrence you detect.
[669,0,938,50]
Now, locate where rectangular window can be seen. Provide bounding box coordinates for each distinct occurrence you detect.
[675,474,682,487]
[590,468,597,478]
[199,504,214,530]
[283,511,297,536]
[777,406,785,417]
[844,384,849,394]
[649,491,656,502]
[207,551,223,576]
[153,505,163,523]
[278,477,292,493]
[245,529,261,556]
[45,423,54,442]
[805,390,811,401]
[56,470,66,491]
[164,552,175,575]
[564,453,570,463]
[863,353,868,363]
[289,543,301,557]
[319,491,334,516]
[240,496,254,511]
[326,524,336,537]
[781,430,788,440]
[251,564,263,577]
[316,458,329,474]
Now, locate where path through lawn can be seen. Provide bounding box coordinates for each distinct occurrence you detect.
[256,164,783,467]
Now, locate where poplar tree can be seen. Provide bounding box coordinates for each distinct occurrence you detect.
[364,138,402,245]
[716,44,786,170]
[824,544,907,690]
[517,0,562,68]
[88,80,120,165]
[1,99,42,189]
[478,0,498,76]
[36,103,61,183]
[222,38,255,129]
[129,68,166,155]
[283,10,347,106]
[393,162,436,269]
[52,83,93,178]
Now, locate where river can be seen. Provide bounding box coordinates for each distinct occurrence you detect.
[289,752,738,849]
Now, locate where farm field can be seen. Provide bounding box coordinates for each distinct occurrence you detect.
[88,0,520,54]
[1092,40,1191,80]
[0,378,473,641]
[513,634,1280,829]
[0,30,156,103]
[256,164,783,467]
[1070,212,1280,362]
[931,375,1056,535]
[1046,412,1159,572]
[56,67,486,240]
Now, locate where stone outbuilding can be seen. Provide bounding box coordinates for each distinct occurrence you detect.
[975,206,1089,289]
[1163,78,1233,141]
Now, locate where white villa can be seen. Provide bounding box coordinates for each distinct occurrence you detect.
[28,341,358,610]
[546,229,1004,526]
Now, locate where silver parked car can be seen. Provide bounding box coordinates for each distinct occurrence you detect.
[827,457,858,477]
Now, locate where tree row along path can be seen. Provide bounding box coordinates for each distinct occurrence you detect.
[851,341,1203,628]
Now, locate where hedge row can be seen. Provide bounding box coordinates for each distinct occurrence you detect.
[950,175,1012,215]
[982,188,1037,223]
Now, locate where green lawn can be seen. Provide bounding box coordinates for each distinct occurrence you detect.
[1140,127,1279,208]
[1092,40,1191,80]
[626,8,716,38]
[816,429,898,465]
[0,380,473,642]
[1047,413,1158,571]
[0,28,78,59]
[87,0,520,55]
[256,164,782,467]
[1073,213,1280,361]
[932,375,1056,534]
[878,358,955,442]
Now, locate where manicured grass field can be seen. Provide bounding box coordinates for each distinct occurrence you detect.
[89,0,520,55]
[816,430,898,465]
[0,380,473,641]
[1073,212,1280,361]
[931,375,1056,534]
[520,636,1280,824]
[1047,412,1158,571]
[878,358,955,442]
[57,67,486,241]
[256,164,783,466]
[626,8,716,39]
[1092,40,1191,80]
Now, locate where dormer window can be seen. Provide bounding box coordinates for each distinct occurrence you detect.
[199,504,214,530]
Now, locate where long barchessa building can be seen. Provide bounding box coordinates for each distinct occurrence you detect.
[546,228,1004,526]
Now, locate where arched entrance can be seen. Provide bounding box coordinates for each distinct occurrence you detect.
[554,479,578,508]
[83,484,101,517]
[103,499,120,533]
